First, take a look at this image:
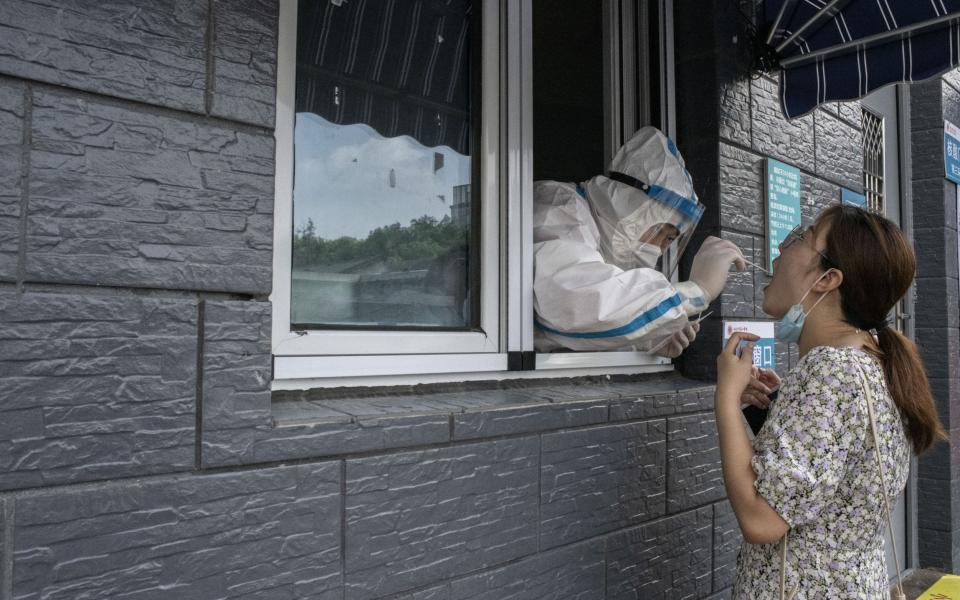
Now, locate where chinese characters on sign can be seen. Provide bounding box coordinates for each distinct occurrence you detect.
[765,158,802,272]
[723,321,776,370]
[944,119,960,184]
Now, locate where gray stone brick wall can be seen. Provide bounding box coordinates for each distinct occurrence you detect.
[676,0,865,381]
[0,2,742,592]
[11,0,943,597]
[2,373,735,600]
[344,439,540,600]
[0,1,208,114]
[667,414,724,513]
[712,501,741,592]
[201,299,275,467]
[604,506,714,599]
[446,538,605,600]
[27,89,274,294]
[0,0,277,129]
[211,0,277,127]
[539,421,666,549]
[0,291,197,490]
[678,0,960,577]
[0,79,23,282]
[911,77,960,573]
[12,463,342,600]
[750,75,816,174]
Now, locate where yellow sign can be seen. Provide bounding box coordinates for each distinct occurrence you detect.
[919,575,960,599]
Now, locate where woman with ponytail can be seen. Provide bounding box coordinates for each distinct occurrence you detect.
[713,204,945,599]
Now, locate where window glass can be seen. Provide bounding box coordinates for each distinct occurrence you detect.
[293,0,477,329]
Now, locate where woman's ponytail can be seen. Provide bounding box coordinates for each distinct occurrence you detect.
[820,204,947,455]
[873,326,946,454]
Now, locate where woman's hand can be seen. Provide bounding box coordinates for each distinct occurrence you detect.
[714,333,791,546]
[717,332,760,400]
[740,367,781,409]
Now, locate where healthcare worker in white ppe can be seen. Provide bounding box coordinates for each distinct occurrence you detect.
[534,126,746,357]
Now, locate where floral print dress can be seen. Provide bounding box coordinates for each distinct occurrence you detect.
[733,346,911,599]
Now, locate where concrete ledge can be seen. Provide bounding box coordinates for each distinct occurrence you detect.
[204,373,719,475]
[273,373,715,426]
[256,374,717,468]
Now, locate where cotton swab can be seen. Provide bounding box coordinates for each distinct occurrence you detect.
[646,311,714,354]
[742,259,773,276]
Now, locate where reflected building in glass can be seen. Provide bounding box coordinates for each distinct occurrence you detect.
[450,184,471,226]
[291,0,477,330]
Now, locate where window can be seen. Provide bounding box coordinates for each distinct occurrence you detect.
[272,0,676,387]
[272,0,500,375]
[292,0,479,331]
[862,108,884,214]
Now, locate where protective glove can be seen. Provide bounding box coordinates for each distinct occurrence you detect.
[652,321,700,359]
[688,236,747,303]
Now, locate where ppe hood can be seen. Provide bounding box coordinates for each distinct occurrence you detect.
[584,126,704,273]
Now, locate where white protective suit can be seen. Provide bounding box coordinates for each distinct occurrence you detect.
[534,127,716,353]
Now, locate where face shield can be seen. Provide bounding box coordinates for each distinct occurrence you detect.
[606,170,704,274]
[586,171,704,273]
[584,126,704,273]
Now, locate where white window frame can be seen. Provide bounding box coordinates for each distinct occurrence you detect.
[534,0,678,370]
[272,0,501,360]
[271,0,677,388]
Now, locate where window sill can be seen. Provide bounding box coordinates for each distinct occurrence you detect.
[271,352,672,389]
[259,373,716,463]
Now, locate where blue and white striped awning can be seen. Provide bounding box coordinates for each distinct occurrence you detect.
[764,0,960,119]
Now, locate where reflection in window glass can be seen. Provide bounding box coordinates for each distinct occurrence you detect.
[293,0,477,329]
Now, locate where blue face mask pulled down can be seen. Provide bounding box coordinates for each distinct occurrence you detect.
[776,270,834,343]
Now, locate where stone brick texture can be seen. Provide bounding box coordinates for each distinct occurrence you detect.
[0,78,23,282]
[211,0,277,128]
[911,77,960,573]
[26,89,274,294]
[0,0,208,113]
[605,507,714,599]
[447,539,605,600]
[9,0,960,597]
[676,0,960,577]
[713,500,742,592]
[344,439,541,600]
[668,414,725,513]
[12,463,343,600]
[751,76,817,174]
[540,421,667,550]
[0,290,197,490]
[676,0,864,383]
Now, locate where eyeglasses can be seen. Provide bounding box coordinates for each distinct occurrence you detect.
[778,225,834,265]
